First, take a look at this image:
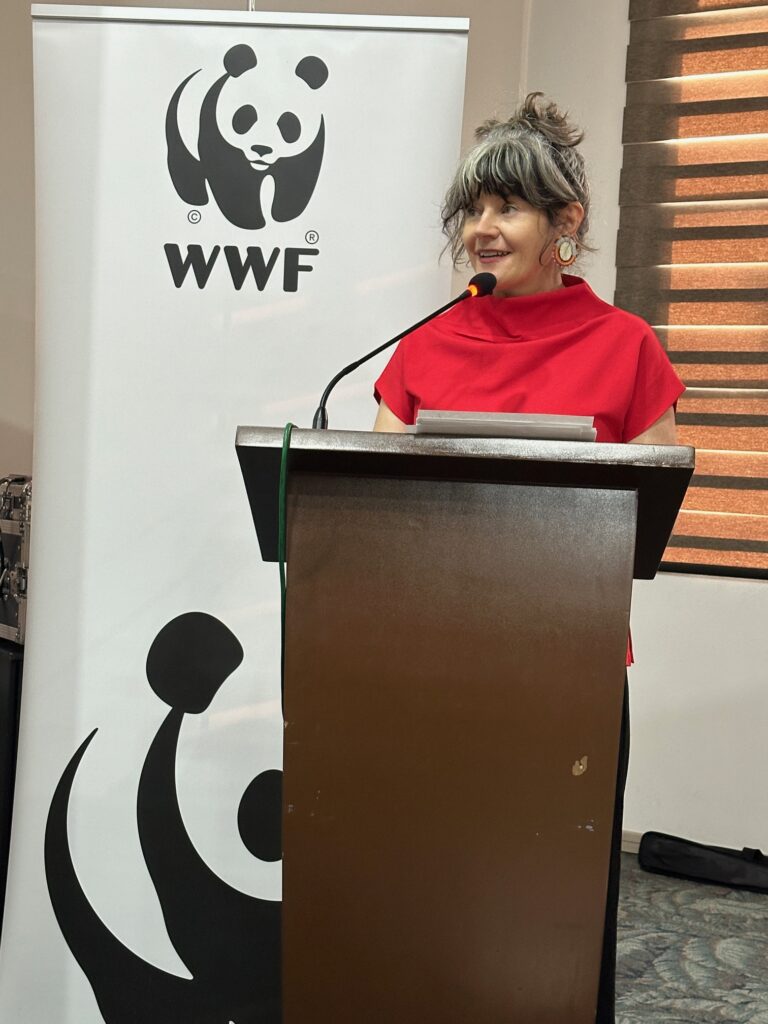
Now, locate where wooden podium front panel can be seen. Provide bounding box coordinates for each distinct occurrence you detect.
[282,473,636,1024]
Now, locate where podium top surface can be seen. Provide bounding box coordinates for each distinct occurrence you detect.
[237,425,693,469]
[235,426,694,579]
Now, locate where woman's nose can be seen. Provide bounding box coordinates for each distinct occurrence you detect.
[475,210,498,235]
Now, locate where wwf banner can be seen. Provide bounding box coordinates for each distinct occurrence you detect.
[0,6,467,1022]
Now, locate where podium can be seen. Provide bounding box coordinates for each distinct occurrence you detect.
[236,427,693,1024]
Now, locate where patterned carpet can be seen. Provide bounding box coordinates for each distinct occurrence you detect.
[617,853,768,1023]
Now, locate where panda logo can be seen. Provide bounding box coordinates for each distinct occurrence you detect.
[46,612,283,1023]
[166,44,329,230]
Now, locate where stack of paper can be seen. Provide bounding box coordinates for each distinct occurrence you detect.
[409,410,597,441]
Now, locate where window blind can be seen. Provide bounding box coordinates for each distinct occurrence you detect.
[617,0,768,576]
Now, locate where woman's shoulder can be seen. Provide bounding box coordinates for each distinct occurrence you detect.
[567,277,652,335]
[576,292,663,363]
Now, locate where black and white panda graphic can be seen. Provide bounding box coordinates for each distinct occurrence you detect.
[166,44,329,230]
[45,613,283,1024]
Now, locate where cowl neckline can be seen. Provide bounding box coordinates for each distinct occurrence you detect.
[442,275,613,342]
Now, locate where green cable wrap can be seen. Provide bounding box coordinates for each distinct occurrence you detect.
[278,422,295,715]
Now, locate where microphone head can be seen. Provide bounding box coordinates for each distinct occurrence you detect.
[467,272,497,297]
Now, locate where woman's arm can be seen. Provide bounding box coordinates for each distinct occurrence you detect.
[373,399,408,433]
[627,405,678,445]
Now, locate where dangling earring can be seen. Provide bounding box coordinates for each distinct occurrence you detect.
[553,235,578,267]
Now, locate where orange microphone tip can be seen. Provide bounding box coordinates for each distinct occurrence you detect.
[467,284,479,297]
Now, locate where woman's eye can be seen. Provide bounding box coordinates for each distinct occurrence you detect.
[502,203,517,214]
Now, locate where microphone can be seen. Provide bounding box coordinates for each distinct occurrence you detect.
[312,273,496,429]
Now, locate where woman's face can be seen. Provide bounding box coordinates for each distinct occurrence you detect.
[461,192,562,297]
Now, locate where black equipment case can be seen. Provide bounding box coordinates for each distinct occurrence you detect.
[639,831,768,894]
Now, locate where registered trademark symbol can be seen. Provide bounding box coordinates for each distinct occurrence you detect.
[305,230,319,245]
[188,210,201,224]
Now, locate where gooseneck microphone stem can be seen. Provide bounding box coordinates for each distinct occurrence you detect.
[312,272,496,429]
[312,293,464,430]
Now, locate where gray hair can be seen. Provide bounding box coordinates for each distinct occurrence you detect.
[441,93,592,265]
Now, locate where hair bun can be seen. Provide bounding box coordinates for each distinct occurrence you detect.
[477,92,584,150]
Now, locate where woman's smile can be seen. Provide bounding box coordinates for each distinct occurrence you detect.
[476,249,512,262]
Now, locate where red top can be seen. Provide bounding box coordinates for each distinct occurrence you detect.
[375,275,685,443]
[374,276,685,667]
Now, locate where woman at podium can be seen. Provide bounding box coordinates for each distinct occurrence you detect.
[373,93,684,1024]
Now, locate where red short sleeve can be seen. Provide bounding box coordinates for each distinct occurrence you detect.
[623,329,686,442]
[374,340,417,425]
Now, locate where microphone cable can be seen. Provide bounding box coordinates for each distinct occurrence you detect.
[278,421,295,718]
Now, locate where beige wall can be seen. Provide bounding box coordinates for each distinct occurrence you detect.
[1,1,37,475]
[526,0,630,303]
[0,0,526,477]
[4,0,767,851]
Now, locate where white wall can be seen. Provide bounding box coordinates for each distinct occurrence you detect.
[630,574,767,846]
[527,0,768,850]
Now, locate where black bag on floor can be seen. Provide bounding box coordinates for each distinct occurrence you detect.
[639,831,768,894]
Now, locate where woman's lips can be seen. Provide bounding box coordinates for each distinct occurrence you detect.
[477,250,510,262]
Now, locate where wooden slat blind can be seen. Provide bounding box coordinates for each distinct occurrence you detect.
[617,0,768,576]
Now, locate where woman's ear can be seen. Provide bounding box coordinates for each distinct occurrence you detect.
[556,202,585,237]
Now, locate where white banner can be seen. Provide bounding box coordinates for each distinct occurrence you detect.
[0,6,467,1021]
